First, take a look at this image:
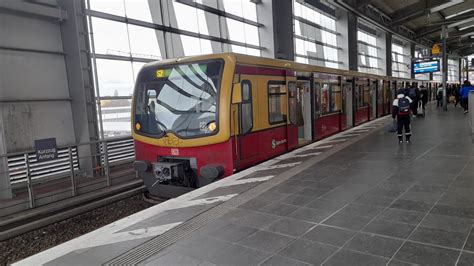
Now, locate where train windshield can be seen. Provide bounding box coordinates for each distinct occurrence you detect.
[134,60,223,138]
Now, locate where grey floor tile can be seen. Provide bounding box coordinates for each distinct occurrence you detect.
[279,194,314,206]
[323,249,389,266]
[238,230,294,253]
[393,241,459,265]
[144,251,215,266]
[409,184,447,194]
[389,199,433,213]
[256,191,287,202]
[379,208,425,225]
[260,255,310,266]
[400,191,442,204]
[363,219,415,239]
[238,199,271,211]
[237,211,279,229]
[206,223,258,243]
[337,203,385,218]
[278,239,337,265]
[302,225,355,246]
[289,207,333,223]
[345,233,404,258]
[258,202,299,217]
[420,213,474,234]
[465,231,474,252]
[457,252,474,266]
[387,259,417,266]
[265,218,314,237]
[323,212,372,231]
[430,204,474,219]
[298,188,330,198]
[270,185,304,195]
[409,226,467,249]
[354,195,394,207]
[366,187,405,198]
[172,235,269,265]
[306,198,347,212]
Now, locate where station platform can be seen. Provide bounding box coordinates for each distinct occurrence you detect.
[15,104,474,266]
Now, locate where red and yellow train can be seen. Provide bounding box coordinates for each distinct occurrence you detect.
[132,53,441,198]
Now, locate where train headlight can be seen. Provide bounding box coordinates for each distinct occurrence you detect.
[208,122,217,132]
[135,122,141,131]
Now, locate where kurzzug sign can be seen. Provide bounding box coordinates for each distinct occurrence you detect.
[35,138,58,162]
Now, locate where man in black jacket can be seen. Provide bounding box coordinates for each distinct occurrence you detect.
[393,89,413,143]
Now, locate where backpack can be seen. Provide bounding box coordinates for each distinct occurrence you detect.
[398,97,410,115]
[408,88,417,99]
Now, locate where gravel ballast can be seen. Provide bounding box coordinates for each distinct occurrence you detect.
[0,195,155,265]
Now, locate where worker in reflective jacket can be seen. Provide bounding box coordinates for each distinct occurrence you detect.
[392,89,413,144]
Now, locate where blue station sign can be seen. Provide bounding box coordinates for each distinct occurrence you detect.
[413,60,440,74]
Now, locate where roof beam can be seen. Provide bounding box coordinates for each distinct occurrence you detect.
[389,0,449,25]
[415,12,474,38]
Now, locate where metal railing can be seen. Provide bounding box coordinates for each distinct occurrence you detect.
[0,136,136,209]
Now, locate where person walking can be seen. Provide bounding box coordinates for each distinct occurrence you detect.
[436,85,443,108]
[408,84,420,117]
[460,80,474,114]
[419,85,428,113]
[453,84,460,107]
[393,89,413,143]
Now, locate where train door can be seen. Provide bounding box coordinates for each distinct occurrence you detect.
[354,77,370,126]
[237,79,259,163]
[342,76,353,129]
[370,79,377,119]
[297,81,312,146]
[314,73,343,140]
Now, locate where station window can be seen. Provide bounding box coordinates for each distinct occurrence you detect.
[268,82,288,124]
[240,80,253,134]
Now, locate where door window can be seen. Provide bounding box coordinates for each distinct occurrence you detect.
[240,80,253,134]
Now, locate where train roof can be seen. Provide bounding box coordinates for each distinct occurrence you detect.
[141,52,442,83]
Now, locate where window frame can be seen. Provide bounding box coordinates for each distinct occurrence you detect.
[239,80,253,135]
[267,81,288,125]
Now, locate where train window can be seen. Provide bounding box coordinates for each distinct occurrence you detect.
[331,85,342,112]
[313,82,321,117]
[268,82,287,124]
[240,80,253,134]
[321,83,330,114]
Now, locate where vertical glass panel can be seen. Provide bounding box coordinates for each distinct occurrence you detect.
[173,2,198,32]
[100,98,132,137]
[226,18,245,42]
[92,17,130,56]
[223,0,243,17]
[244,24,260,46]
[197,9,209,35]
[294,20,301,35]
[241,0,257,21]
[181,35,201,56]
[96,59,134,97]
[124,0,153,23]
[128,25,161,60]
[296,56,308,64]
[132,62,146,81]
[200,39,213,54]
[295,38,305,55]
[89,0,125,17]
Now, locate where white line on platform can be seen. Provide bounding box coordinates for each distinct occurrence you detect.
[294,152,322,158]
[225,176,274,186]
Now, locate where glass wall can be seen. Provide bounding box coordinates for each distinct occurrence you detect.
[357,29,381,75]
[391,42,410,78]
[86,0,263,137]
[293,1,340,68]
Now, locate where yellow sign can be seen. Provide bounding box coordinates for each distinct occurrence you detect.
[432,43,441,55]
[155,69,165,78]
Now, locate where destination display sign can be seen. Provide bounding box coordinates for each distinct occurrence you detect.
[413,60,440,74]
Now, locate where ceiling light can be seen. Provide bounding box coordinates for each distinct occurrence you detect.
[431,0,464,13]
[459,24,474,31]
[461,32,474,38]
[445,8,473,19]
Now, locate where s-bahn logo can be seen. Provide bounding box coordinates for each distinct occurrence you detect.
[272,139,287,149]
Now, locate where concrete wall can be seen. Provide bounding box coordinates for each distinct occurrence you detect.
[0,1,96,198]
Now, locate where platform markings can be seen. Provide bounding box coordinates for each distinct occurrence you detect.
[294,152,322,158]
[226,175,274,186]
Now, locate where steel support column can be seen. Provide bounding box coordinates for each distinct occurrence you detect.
[271,0,294,60]
[386,33,392,76]
[410,43,415,79]
[442,25,448,112]
[348,12,358,71]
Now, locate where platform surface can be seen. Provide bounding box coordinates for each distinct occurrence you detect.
[16,104,474,266]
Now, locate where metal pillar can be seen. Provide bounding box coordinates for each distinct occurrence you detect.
[442,25,448,112]
[410,43,415,79]
[347,12,358,71]
[272,0,294,60]
[386,33,392,77]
